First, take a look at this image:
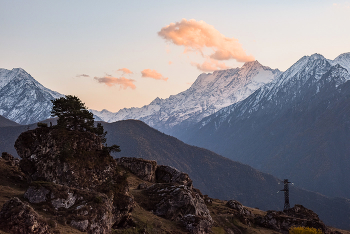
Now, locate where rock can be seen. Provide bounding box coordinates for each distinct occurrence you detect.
[0,197,52,234]
[1,152,20,167]
[145,183,212,233]
[137,183,148,189]
[15,127,116,190]
[155,165,193,187]
[116,157,157,182]
[254,204,328,234]
[70,220,89,232]
[51,191,76,209]
[226,200,252,216]
[24,186,50,203]
[23,182,133,234]
[181,214,213,234]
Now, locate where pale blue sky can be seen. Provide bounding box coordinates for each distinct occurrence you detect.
[1,0,349,111]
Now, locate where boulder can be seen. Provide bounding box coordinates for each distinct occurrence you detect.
[15,127,116,190]
[0,197,52,234]
[116,157,157,182]
[1,152,20,167]
[255,204,328,234]
[226,200,252,216]
[155,165,192,187]
[23,182,134,234]
[145,183,212,233]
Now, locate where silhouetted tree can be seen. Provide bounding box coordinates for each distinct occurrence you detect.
[51,95,94,132]
[51,95,109,144]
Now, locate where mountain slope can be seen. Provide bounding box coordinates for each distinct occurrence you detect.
[1,119,350,229]
[0,68,63,124]
[179,52,350,199]
[0,115,20,127]
[102,119,350,230]
[92,61,281,134]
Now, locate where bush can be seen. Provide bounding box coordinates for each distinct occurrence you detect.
[37,122,48,128]
[289,227,323,234]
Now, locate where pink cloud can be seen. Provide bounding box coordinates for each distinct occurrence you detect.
[117,68,133,75]
[141,69,168,81]
[94,76,136,89]
[76,74,90,77]
[158,19,254,63]
[191,59,230,72]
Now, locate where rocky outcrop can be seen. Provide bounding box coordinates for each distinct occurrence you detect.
[13,127,135,233]
[255,205,328,234]
[0,197,52,234]
[15,127,115,190]
[23,182,134,234]
[1,152,19,167]
[145,183,213,234]
[156,165,193,187]
[116,157,157,182]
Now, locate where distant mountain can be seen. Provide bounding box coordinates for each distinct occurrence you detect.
[179,52,350,199]
[0,68,64,124]
[101,120,350,230]
[0,115,20,127]
[92,61,281,134]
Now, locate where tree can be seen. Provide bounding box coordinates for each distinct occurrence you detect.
[51,95,94,132]
[51,95,121,154]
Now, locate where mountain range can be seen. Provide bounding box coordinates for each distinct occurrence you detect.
[1,52,350,229]
[91,61,281,134]
[178,53,350,199]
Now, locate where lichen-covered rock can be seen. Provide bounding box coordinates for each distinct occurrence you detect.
[0,197,52,234]
[116,157,157,182]
[24,186,50,203]
[155,165,193,187]
[226,200,252,216]
[24,182,134,234]
[1,152,20,167]
[254,204,328,234]
[70,219,89,232]
[145,183,212,233]
[15,127,116,190]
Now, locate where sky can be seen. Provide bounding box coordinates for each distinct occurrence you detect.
[1,0,350,112]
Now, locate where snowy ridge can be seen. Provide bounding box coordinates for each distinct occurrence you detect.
[91,61,281,132]
[197,52,350,129]
[0,68,64,124]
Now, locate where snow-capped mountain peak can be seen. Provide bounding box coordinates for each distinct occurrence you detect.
[92,62,281,133]
[0,67,64,124]
[332,52,350,72]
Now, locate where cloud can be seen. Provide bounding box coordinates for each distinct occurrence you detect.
[333,2,350,8]
[94,76,136,89]
[141,69,168,81]
[117,68,133,75]
[158,18,254,65]
[191,59,230,72]
[76,74,90,77]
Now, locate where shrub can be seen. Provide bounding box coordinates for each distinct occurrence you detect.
[37,122,48,128]
[289,227,323,234]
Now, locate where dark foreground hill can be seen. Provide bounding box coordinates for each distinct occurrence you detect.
[102,119,350,230]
